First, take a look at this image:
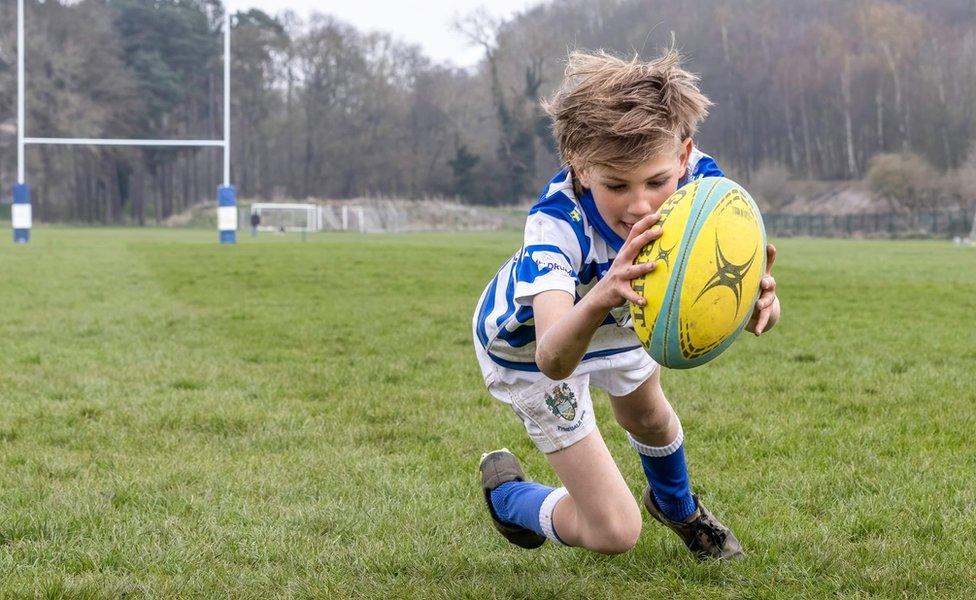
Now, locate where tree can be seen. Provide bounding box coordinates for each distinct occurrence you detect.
[867,152,937,211]
[2,0,975,220]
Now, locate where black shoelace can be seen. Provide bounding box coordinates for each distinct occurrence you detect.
[693,514,728,550]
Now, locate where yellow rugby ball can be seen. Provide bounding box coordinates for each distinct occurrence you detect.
[630,177,766,369]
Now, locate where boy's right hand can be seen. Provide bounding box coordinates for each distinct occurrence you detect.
[590,212,663,311]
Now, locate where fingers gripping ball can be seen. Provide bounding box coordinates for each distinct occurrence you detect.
[630,177,767,368]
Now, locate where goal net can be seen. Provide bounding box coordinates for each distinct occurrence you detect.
[251,202,319,232]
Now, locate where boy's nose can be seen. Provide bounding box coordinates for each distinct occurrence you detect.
[628,194,654,217]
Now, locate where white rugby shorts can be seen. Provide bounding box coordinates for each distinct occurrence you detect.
[474,342,657,454]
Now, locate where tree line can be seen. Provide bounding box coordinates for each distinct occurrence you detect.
[0,0,974,223]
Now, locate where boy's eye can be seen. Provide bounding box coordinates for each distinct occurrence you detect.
[647,180,667,188]
[606,183,627,192]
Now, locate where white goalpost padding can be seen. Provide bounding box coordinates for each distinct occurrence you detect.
[12,0,236,243]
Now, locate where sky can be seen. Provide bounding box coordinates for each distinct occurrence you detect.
[228,0,545,68]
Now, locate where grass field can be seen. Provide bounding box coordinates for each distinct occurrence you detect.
[1,228,975,598]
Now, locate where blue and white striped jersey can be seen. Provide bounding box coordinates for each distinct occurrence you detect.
[473,149,723,372]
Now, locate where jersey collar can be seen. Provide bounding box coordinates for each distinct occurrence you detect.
[578,187,625,252]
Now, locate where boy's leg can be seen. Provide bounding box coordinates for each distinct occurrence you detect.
[476,362,642,555]
[607,368,696,522]
[482,428,642,555]
[607,366,744,559]
[544,428,643,554]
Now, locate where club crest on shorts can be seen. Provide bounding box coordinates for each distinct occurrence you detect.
[545,383,577,421]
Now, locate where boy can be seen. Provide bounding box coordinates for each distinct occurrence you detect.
[473,49,780,559]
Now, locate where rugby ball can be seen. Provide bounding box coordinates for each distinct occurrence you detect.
[630,177,766,369]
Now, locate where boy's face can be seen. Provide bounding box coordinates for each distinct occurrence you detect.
[578,138,693,239]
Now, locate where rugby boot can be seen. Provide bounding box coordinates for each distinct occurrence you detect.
[642,486,745,560]
[479,449,547,549]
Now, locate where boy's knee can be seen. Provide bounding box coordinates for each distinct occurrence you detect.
[583,502,643,555]
[620,405,675,443]
[588,516,642,555]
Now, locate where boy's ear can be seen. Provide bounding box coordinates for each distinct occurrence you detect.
[575,165,592,189]
[679,137,694,170]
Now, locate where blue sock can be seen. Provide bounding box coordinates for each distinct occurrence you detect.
[490,481,565,541]
[632,431,697,522]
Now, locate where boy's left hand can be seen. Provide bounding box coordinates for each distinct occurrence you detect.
[745,244,779,336]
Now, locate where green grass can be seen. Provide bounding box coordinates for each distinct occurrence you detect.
[1,228,975,598]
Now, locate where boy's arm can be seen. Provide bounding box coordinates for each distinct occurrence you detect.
[534,213,662,380]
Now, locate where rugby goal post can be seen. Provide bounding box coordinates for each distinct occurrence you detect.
[11,0,236,244]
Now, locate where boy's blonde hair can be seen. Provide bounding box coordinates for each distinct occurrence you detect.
[542,48,712,173]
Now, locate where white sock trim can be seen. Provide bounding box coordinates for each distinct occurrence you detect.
[538,487,569,545]
[628,423,684,457]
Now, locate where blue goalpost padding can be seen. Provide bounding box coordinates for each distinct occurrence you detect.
[12,183,31,243]
[218,185,237,244]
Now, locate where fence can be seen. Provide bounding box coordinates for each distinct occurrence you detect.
[763,208,976,239]
[238,199,516,233]
[317,204,410,233]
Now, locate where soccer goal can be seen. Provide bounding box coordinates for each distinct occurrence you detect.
[250,203,320,233]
